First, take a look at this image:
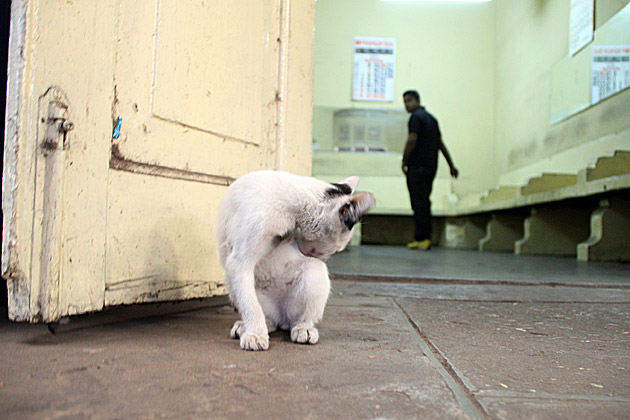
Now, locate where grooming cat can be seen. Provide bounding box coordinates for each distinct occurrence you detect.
[217,170,376,351]
[231,231,330,347]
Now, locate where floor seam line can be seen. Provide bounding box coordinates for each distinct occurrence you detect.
[331,273,630,290]
[390,297,489,420]
[476,394,630,403]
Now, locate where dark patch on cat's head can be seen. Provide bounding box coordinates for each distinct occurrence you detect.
[339,202,356,230]
[325,183,353,198]
[339,192,376,230]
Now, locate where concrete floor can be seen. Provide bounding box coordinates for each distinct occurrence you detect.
[1,245,630,419]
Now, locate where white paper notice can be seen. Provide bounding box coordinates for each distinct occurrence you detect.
[353,37,396,102]
[591,45,630,104]
[570,0,594,56]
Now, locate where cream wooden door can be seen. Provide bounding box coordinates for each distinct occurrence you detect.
[3,0,314,322]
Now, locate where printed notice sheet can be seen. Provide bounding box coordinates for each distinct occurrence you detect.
[353,37,396,102]
[570,0,594,56]
[591,45,630,104]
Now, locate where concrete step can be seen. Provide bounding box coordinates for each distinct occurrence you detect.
[586,150,630,182]
[520,173,578,196]
[481,186,519,204]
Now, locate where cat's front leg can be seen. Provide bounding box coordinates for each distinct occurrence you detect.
[238,324,269,351]
[230,320,268,351]
[230,317,277,339]
[287,259,331,345]
[226,262,269,351]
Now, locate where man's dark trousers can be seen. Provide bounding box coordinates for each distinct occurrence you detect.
[406,166,435,241]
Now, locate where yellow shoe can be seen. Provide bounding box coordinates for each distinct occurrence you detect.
[406,239,431,250]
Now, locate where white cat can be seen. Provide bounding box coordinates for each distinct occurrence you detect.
[217,170,376,351]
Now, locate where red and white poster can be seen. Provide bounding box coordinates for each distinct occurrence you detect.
[353,37,396,102]
[591,45,630,104]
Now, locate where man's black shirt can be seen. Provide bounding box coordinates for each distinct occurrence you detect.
[407,105,440,176]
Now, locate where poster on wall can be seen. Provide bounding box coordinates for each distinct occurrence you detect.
[352,37,396,102]
[591,45,630,105]
[569,0,594,56]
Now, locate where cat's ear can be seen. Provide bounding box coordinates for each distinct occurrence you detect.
[338,176,360,193]
[339,192,376,230]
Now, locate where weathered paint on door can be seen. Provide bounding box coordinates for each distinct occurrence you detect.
[2,0,315,322]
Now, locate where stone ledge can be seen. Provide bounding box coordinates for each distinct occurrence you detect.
[435,174,630,217]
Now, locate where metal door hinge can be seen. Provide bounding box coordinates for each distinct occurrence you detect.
[42,100,73,152]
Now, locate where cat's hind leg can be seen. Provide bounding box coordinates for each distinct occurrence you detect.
[291,322,319,344]
[230,320,245,339]
[287,260,331,345]
[257,291,282,334]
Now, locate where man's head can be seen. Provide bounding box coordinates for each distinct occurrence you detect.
[403,90,421,113]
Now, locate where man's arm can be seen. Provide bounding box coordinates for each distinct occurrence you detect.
[438,137,459,178]
[401,132,417,174]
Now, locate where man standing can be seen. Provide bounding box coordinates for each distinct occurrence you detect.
[401,90,458,250]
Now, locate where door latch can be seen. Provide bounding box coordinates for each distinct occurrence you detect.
[42,100,73,151]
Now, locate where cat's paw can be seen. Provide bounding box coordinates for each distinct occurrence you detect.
[239,332,269,351]
[230,320,245,339]
[291,323,319,345]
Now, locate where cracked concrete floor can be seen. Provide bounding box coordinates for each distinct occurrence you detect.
[1,246,630,419]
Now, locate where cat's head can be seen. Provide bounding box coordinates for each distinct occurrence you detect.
[297,176,376,260]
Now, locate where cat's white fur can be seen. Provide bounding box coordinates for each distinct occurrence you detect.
[230,237,330,346]
[217,170,375,351]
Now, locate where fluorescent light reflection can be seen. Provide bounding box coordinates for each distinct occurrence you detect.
[383,0,491,2]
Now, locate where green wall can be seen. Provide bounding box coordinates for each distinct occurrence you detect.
[313,0,630,213]
[495,0,630,186]
[313,0,495,212]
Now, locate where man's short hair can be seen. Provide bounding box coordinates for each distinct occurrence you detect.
[403,90,420,101]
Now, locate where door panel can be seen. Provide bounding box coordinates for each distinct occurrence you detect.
[4,0,314,322]
[105,171,226,306]
[105,0,283,301]
[152,0,278,144]
[112,0,280,177]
